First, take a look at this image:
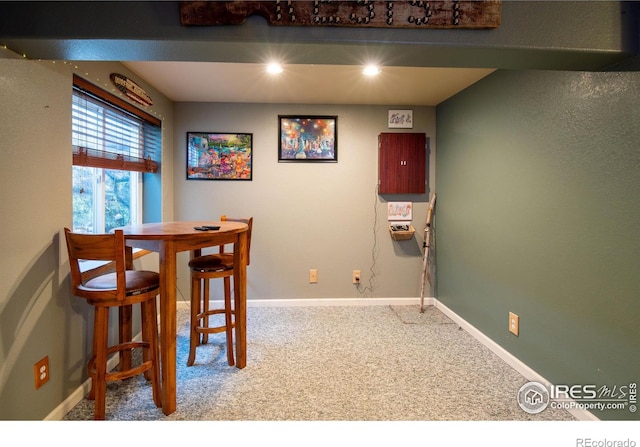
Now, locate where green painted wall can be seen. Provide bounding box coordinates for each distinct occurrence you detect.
[436,70,640,420]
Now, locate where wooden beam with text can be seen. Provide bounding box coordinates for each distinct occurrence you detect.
[180,1,501,29]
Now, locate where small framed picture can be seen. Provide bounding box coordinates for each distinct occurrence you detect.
[388,110,413,129]
[186,132,253,180]
[387,202,413,221]
[278,115,337,162]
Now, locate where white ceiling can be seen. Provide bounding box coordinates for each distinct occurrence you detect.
[123,61,494,106]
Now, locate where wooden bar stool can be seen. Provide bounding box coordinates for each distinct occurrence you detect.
[64,228,162,420]
[187,216,253,367]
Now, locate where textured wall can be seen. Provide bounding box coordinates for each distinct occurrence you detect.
[436,70,640,420]
[0,56,173,420]
[173,102,436,302]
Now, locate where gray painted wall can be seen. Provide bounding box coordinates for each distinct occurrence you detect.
[0,57,79,421]
[172,103,435,302]
[436,70,640,421]
[0,55,174,420]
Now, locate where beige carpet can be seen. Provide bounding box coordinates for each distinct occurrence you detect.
[63,305,575,421]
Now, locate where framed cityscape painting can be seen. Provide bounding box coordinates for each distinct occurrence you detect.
[187,132,253,180]
[278,115,337,162]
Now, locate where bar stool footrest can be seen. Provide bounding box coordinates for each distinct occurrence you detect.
[87,341,154,382]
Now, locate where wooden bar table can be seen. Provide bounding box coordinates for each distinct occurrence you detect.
[117,220,249,416]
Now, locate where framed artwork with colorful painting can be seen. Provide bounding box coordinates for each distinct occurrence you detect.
[278,115,337,162]
[187,132,253,180]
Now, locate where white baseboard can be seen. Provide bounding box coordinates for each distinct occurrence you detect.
[178,296,429,309]
[51,296,597,421]
[247,296,431,307]
[45,379,92,421]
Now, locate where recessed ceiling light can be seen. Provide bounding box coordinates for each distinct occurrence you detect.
[363,65,381,76]
[266,63,283,74]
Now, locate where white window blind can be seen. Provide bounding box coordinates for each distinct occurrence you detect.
[72,75,160,173]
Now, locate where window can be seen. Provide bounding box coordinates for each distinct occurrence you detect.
[72,75,160,233]
[72,166,140,234]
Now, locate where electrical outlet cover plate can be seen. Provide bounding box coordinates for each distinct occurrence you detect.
[34,356,49,389]
[509,312,519,336]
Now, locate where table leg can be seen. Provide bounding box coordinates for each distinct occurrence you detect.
[159,241,177,415]
[233,231,248,369]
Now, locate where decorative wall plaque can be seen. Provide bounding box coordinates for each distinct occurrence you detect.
[180,1,501,29]
[110,73,153,107]
[388,110,414,128]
